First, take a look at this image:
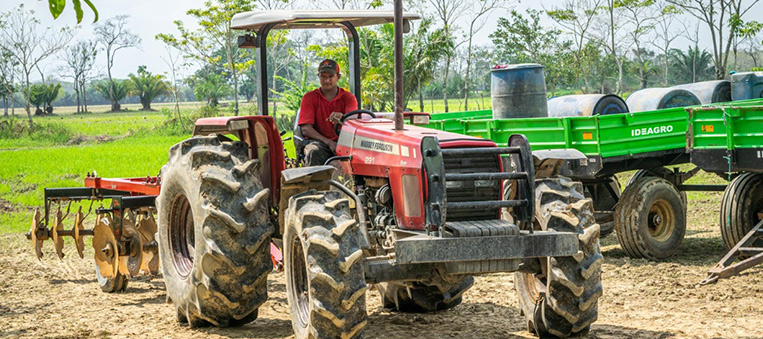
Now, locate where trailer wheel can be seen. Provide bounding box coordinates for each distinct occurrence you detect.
[95,264,128,293]
[157,136,273,327]
[284,191,367,339]
[627,168,687,206]
[515,176,603,338]
[615,177,686,260]
[585,176,620,238]
[720,173,763,253]
[376,275,474,312]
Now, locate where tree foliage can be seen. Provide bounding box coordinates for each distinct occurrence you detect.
[128,66,170,111]
[46,0,98,23]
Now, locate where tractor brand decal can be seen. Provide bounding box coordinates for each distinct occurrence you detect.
[631,125,674,137]
[353,136,399,155]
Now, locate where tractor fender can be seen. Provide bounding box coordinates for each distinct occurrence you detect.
[277,166,334,236]
[532,149,587,179]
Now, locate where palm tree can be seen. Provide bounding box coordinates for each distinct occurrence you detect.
[94,79,128,111]
[193,73,230,107]
[670,47,715,84]
[128,65,169,111]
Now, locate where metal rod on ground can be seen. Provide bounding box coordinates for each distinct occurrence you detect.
[393,0,404,131]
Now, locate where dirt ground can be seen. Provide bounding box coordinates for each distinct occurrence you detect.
[2,190,762,339]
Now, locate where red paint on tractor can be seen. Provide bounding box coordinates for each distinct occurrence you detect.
[336,119,497,231]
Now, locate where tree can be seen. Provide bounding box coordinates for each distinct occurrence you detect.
[161,45,187,126]
[428,0,468,112]
[193,73,231,107]
[0,5,73,128]
[46,0,98,23]
[95,15,141,112]
[491,10,576,96]
[620,0,659,89]
[94,79,128,106]
[128,66,170,111]
[0,49,18,117]
[26,83,61,115]
[667,0,761,79]
[405,19,452,112]
[462,0,508,110]
[547,0,604,93]
[157,0,254,116]
[651,1,682,85]
[61,40,98,113]
[670,46,715,83]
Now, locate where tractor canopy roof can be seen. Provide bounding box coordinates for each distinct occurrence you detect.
[231,10,421,31]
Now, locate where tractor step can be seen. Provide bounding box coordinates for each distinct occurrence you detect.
[441,219,519,237]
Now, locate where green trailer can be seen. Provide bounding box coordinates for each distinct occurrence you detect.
[686,105,763,283]
[425,98,763,261]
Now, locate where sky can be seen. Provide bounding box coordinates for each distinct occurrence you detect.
[1,0,762,81]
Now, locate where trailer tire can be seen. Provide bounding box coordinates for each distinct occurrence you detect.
[95,264,128,293]
[515,176,603,338]
[157,136,273,327]
[627,168,687,206]
[284,191,367,339]
[615,177,686,260]
[376,275,474,312]
[720,173,763,253]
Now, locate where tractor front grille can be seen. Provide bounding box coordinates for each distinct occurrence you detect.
[442,150,501,221]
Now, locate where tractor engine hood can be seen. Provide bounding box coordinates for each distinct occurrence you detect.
[335,118,496,230]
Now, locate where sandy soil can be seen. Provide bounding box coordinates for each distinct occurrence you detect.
[1,190,762,339]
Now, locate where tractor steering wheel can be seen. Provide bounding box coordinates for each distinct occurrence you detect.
[334,109,376,136]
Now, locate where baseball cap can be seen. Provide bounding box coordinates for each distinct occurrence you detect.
[318,59,340,75]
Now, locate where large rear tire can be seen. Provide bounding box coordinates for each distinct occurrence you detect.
[284,191,367,339]
[376,275,474,312]
[157,136,273,327]
[515,176,603,338]
[615,177,686,260]
[720,173,763,252]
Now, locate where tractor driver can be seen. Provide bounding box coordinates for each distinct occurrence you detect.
[298,59,359,167]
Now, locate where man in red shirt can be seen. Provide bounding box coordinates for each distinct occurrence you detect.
[298,59,359,166]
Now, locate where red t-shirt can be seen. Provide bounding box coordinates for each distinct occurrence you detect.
[298,87,358,141]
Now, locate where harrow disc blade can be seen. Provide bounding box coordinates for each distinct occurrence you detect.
[136,212,159,275]
[123,220,143,278]
[93,217,118,279]
[73,207,85,258]
[31,209,44,260]
[52,209,65,260]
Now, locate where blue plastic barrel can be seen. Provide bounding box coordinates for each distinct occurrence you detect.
[731,72,763,101]
[672,80,731,104]
[491,64,548,119]
[547,94,628,117]
[625,88,701,112]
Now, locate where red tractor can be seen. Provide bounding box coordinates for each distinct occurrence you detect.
[28,10,603,339]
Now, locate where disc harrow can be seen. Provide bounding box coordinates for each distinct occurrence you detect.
[26,186,160,291]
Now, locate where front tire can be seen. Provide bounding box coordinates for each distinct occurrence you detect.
[284,191,367,339]
[515,177,603,338]
[157,136,273,327]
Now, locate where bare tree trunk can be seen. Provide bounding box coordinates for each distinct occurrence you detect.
[463,39,472,111]
[3,98,8,117]
[443,55,450,112]
[418,78,424,112]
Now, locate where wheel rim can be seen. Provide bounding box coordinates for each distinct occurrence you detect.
[648,198,675,242]
[289,233,310,329]
[169,194,194,278]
